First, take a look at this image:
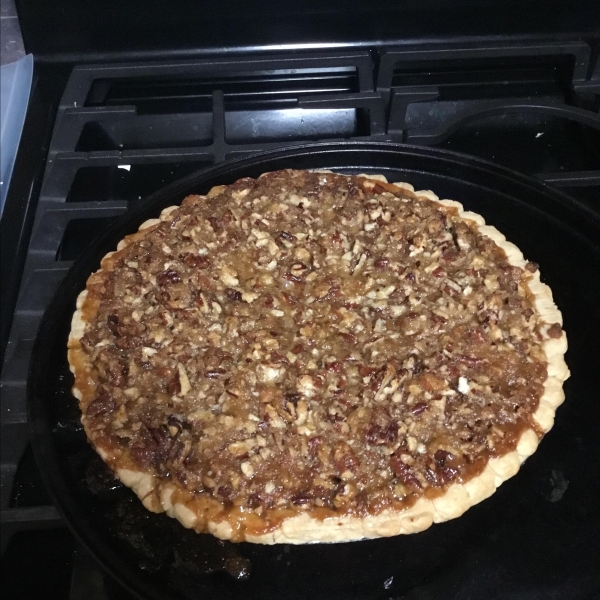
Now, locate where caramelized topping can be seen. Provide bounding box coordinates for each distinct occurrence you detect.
[79,170,548,517]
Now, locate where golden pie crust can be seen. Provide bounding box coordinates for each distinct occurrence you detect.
[68,171,569,544]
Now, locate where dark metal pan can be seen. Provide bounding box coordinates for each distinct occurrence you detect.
[28,142,600,600]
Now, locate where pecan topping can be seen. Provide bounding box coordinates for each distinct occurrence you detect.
[77,169,553,519]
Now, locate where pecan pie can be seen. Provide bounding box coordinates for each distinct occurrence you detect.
[68,170,569,543]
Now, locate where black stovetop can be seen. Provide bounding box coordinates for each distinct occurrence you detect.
[1,38,599,600]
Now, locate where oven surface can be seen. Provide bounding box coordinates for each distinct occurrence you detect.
[28,143,600,600]
[1,18,599,598]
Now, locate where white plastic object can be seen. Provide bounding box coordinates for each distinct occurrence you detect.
[1,54,33,217]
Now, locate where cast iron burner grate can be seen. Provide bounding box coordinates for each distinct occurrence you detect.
[1,41,599,599]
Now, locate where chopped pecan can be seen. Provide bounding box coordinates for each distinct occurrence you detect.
[390,455,422,489]
[436,466,459,485]
[291,492,314,506]
[365,423,398,446]
[157,269,182,286]
[225,288,242,302]
[216,485,236,502]
[180,253,210,269]
[418,373,446,392]
[411,402,429,416]
[166,373,181,395]
[333,442,360,473]
[282,272,303,283]
[433,449,455,467]
[207,216,222,232]
[525,261,539,273]
[547,323,563,339]
[106,314,123,337]
[442,248,460,263]
[86,390,116,418]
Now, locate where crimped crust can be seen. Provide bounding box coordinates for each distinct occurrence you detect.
[68,171,569,544]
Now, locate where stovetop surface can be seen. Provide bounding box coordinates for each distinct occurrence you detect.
[1,39,599,599]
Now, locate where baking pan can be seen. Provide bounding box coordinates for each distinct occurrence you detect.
[28,142,600,600]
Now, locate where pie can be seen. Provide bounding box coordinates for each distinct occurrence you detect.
[68,169,569,544]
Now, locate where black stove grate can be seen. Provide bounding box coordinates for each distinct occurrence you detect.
[1,41,599,599]
[378,40,600,205]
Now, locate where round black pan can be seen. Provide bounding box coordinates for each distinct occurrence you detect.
[28,143,600,600]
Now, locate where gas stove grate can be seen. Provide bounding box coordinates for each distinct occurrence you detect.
[378,40,600,195]
[1,40,599,599]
